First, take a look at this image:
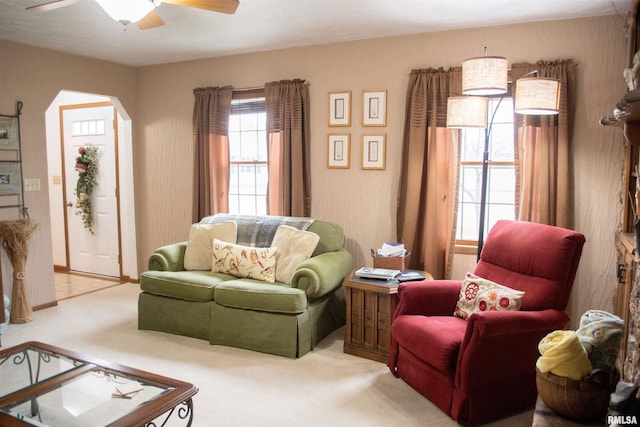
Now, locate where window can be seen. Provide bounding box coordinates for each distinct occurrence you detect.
[228,95,268,215]
[456,97,516,246]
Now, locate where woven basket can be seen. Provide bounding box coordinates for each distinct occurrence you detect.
[372,253,410,271]
[536,368,617,421]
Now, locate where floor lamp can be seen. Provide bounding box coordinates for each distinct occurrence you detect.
[447,51,561,260]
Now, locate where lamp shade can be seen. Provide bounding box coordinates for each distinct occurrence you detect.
[447,96,489,128]
[514,77,560,115]
[462,56,508,96]
[95,0,161,24]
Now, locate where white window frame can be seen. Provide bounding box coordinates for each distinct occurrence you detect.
[455,96,516,249]
[228,94,268,215]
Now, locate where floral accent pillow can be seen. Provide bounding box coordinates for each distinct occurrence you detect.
[211,239,277,283]
[454,272,524,320]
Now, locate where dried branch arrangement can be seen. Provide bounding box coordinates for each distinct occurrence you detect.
[0,218,37,323]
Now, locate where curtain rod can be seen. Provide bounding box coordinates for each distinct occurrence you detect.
[233,86,264,92]
[233,80,311,92]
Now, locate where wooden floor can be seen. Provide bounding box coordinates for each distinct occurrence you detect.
[54,272,125,301]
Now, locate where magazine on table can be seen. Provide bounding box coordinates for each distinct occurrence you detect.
[355,267,401,280]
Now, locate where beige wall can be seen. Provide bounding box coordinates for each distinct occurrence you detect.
[136,15,627,327]
[0,41,137,307]
[0,14,628,329]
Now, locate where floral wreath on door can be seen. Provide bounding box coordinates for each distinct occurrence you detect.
[75,145,99,233]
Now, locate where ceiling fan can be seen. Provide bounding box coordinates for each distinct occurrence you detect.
[26,0,239,30]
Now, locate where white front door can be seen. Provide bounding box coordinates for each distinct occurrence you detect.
[62,103,120,277]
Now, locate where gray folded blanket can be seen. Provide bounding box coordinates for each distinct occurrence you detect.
[209,214,314,247]
[575,309,624,371]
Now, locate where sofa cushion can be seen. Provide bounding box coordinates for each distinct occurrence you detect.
[391,314,467,374]
[272,225,320,285]
[454,272,524,320]
[214,279,307,314]
[183,221,237,271]
[212,239,278,283]
[141,270,234,302]
[307,220,345,255]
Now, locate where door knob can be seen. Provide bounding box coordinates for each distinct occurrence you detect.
[66,202,73,207]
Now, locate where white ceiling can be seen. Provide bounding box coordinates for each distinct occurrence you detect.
[0,0,634,67]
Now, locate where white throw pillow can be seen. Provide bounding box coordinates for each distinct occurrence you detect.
[272,225,320,285]
[183,222,237,271]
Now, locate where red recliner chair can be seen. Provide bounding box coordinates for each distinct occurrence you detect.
[388,220,586,425]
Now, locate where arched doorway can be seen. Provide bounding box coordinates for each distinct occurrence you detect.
[46,90,138,284]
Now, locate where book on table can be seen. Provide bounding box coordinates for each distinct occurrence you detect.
[355,267,401,280]
[396,271,426,282]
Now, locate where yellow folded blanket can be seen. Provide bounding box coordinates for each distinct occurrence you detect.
[536,330,592,380]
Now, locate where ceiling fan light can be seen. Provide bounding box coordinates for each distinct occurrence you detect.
[462,56,508,96]
[446,96,489,128]
[514,77,561,115]
[95,0,161,25]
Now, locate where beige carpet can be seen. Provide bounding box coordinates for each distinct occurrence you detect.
[2,284,533,427]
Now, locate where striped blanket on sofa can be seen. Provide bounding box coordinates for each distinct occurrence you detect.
[206,214,314,247]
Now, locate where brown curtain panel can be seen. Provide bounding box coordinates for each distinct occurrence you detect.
[264,79,311,217]
[511,60,576,228]
[192,86,233,222]
[397,68,460,280]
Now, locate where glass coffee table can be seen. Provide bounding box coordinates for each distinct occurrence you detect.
[0,341,198,426]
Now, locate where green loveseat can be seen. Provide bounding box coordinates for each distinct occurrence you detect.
[138,214,353,358]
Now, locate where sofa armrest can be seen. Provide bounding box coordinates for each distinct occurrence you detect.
[455,309,570,390]
[394,280,463,318]
[291,249,353,298]
[148,242,188,271]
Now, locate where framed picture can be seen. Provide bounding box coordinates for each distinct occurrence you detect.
[362,134,386,170]
[362,90,387,127]
[327,134,350,169]
[0,116,19,151]
[328,91,351,126]
[0,161,22,195]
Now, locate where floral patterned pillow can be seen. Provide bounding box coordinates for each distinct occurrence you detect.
[211,239,277,283]
[454,272,524,320]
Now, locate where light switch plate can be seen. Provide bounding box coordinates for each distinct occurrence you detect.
[24,178,41,192]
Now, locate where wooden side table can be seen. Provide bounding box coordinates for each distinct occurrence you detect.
[343,270,432,363]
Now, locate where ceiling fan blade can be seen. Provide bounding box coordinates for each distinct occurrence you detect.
[137,11,165,30]
[161,0,239,15]
[26,0,86,12]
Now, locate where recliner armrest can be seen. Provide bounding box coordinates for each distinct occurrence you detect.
[464,308,569,338]
[394,280,463,317]
[148,242,188,271]
[291,249,353,298]
[455,309,570,391]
